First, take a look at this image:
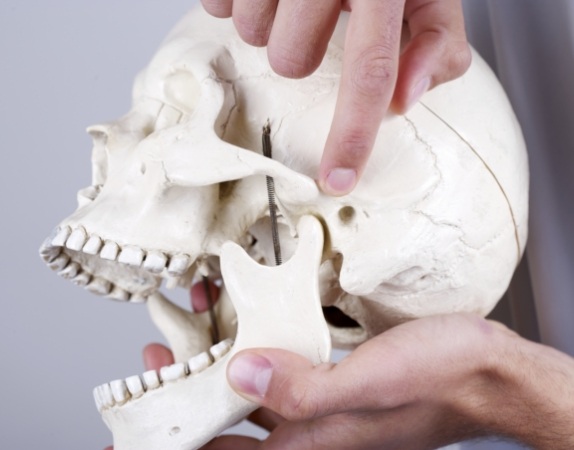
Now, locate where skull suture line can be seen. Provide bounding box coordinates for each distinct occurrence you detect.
[39,6,528,450]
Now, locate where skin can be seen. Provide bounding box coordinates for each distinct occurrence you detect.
[104,3,573,448]
[104,285,574,450]
[215,315,574,449]
[200,0,471,195]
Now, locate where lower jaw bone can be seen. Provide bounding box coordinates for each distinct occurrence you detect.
[99,215,332,450]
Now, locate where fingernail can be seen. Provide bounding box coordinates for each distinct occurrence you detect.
[407,77,430,110]
[324,168,356,195]
[228,353,273,398]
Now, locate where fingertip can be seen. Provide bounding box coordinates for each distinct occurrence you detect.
[143,343,174,371]
[393,1,472,113]
[267,44,322,79]
[201,0,233,18]
[190,280,220,313]
[319,167,357,196]
[319,130,374,195]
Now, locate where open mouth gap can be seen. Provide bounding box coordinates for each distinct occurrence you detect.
[41,222,242,412]
[91,257,240,412]
[322,306,361,329]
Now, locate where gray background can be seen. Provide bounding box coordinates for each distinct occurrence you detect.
[0,1,207,448]
[0,1,527,449]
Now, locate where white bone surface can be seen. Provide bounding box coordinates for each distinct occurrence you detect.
[103,215,331,450]
[66,227,88,251]
[36,4,528,449]
[39,4,528,333]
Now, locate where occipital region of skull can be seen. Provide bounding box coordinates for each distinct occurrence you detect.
[39,5,528,450]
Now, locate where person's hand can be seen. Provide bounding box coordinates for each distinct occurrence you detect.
[107,283,574,449]
[203,313,574,449]
[201,0,471,195]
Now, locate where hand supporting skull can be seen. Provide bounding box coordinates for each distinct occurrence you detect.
[39,6,528,450]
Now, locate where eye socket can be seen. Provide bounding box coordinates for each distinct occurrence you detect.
[152,72,201,132]
[154,104,183,131]
[163,71,201,115]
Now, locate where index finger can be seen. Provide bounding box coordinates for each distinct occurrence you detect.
[319,0,405,195]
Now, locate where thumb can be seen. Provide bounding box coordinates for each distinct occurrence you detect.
[226,349,347,422]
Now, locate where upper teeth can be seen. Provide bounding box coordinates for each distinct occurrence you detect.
[83,235,103,255]
[39,221,195,302]
[66,227,88,251]
[143,251,168,273]
[93,339,234,412]
[100,241,120,261]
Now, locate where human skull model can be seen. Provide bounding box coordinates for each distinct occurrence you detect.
[39,5,528,450]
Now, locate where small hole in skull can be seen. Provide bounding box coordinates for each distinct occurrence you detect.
[338,206,356,224]
[169,426,181,436]
[322,306,361,328]
[140,163,147,175]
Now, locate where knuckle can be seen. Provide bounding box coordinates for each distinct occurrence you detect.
[446,40,472,78]
[351,45,397,98]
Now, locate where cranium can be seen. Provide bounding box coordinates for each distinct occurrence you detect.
[39,5,528,450]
